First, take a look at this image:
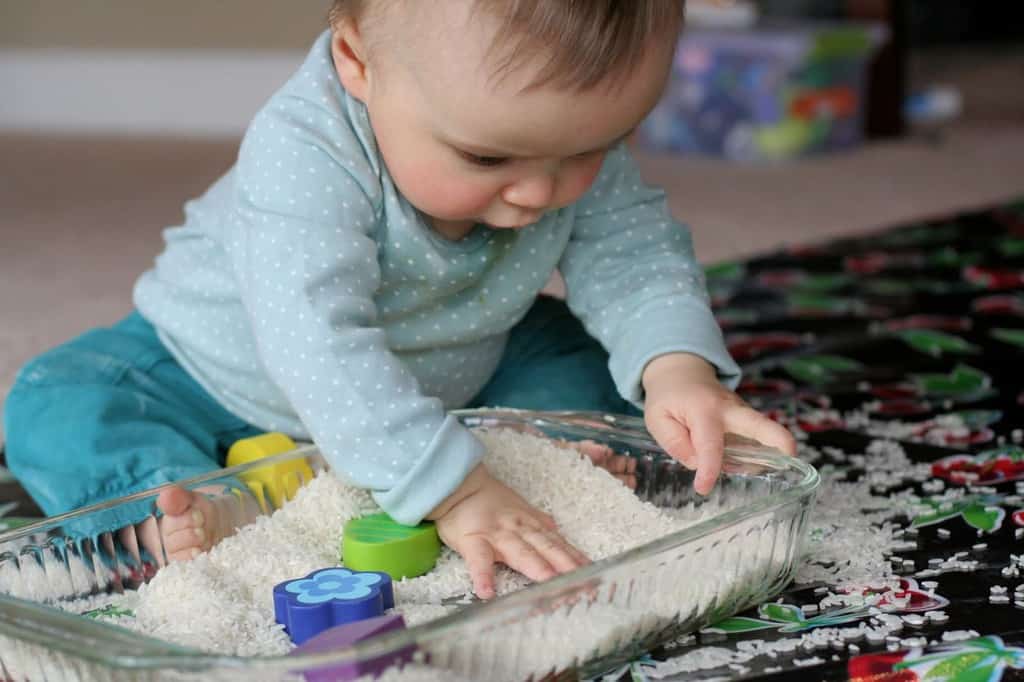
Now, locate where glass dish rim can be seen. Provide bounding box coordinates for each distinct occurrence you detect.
[0,408,819,673]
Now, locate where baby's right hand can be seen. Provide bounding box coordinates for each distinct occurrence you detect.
[427,464,589,599]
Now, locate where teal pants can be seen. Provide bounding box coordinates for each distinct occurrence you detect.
[4,296,638,521]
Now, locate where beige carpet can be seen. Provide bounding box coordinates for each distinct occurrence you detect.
[3,47,1024,443]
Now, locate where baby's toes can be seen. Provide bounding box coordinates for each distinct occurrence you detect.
[160,506,205,537]
[161,508,208,559]
[160,505,215,563]
[164,525,207,562]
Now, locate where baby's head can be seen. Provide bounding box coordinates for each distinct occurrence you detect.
[329,1,684,236]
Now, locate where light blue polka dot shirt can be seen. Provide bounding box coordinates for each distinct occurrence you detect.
[134,31,740,524]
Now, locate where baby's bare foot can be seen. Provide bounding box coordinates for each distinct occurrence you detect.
[156,486,223,562]
[128,485,260,570]
[158,484,262,561]
[564,439,637,490]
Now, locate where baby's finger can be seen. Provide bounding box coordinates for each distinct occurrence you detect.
[572,439,614,461]
[494,533,558,584]
[459,536,497,600]
[522,529,587,574]
[560,538,591,567]
[645,413,696,468]
[574,441,637,488]
[608,454,638,489]
[689,415,725,496]
[602,453,636,476]
[725,406,798,456]
[531,510,558,532]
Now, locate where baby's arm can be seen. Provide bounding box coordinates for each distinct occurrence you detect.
[560,143,741,404]
[561,145,794,488]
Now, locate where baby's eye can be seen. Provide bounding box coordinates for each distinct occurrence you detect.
[459,151,509,167]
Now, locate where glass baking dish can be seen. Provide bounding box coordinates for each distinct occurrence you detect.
[0,409,819,681]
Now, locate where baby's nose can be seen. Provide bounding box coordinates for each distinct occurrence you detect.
[502,174,556,210]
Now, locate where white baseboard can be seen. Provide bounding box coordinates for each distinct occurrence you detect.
[0,49,306,137]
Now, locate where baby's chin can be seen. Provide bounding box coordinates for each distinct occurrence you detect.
[481,221,524,230]
[430,211,543,237]
[480,213,544,230]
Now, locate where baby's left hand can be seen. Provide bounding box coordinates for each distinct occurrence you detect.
[642,353,796,495]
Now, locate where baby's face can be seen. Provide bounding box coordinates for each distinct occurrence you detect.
[335,2,674,239]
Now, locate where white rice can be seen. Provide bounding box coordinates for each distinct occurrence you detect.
[4,424,932,680]
[84,428,692,664]
[795,438,926,588]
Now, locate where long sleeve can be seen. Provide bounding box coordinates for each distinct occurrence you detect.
[226,102,483,525]
[560,145,741,407]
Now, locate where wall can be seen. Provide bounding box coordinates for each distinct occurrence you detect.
[1,2,334,136]
[0,1,328,50]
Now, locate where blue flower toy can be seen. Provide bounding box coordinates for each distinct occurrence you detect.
[273,568,394,645]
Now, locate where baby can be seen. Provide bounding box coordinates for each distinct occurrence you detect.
[4,0,795,598]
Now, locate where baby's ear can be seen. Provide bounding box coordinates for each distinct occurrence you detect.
[331,20,371,102]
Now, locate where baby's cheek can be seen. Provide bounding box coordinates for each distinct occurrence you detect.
[559,157,606,208]
[401,162,496,219]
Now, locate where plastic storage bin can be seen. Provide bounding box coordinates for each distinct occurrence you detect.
[638,22,886,161]
[0,409,819,681]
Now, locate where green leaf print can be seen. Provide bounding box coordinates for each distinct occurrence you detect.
[921,655,992,680]
[0,517,37,532]
[992,327,1024,349]
[704,262,746,283]
[759,603,804,623]
[796,274,853,293]
[900,636,1024,681]
[912,495,1007,534]
[717,308,759,326]
[708,599,884,636]
[787,292,860,313]
[706,616,779,634]
[912,364,991,399]
[83,604,135,620]
[927,247,981,268]
[864,278,914,296]
[978,445,1024,463]
[783,355,862,385]
[895,330,979,357]
[961,505,1005,533]
[998,237,1024,257]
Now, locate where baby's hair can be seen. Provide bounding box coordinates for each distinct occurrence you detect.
[328,0,686,92]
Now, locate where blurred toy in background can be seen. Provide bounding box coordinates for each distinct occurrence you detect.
[904,84,963,142]
[639,23,886,161]
[684,0,759,30]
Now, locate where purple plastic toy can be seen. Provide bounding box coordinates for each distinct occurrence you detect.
[290,613,414,681]
[274,568,394,645]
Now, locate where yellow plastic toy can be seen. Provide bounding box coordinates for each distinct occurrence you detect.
[226,432,314,512]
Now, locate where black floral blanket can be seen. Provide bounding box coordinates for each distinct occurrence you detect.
[598,198,1024,681]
